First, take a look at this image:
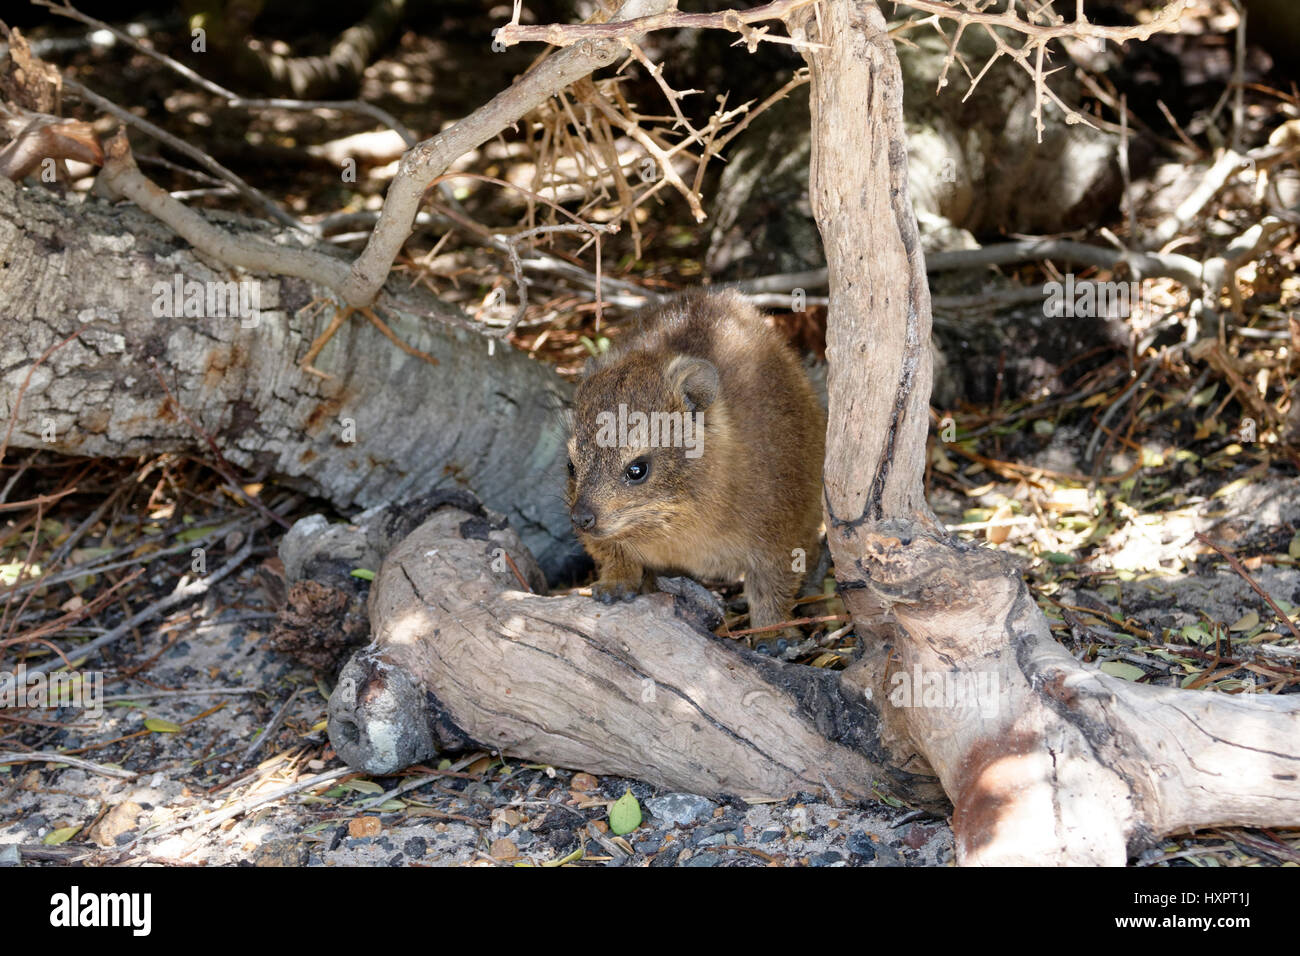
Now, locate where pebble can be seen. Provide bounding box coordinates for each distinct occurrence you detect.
[635,834,663,855]
[348,816,381,838]
[846,831,877,860]
[874,844,904,867]
[645,793,716,827]
[811,850,844,867]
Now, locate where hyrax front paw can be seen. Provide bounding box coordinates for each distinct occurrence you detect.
[591,579,639,603]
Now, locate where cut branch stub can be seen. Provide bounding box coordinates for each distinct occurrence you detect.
[327,505,949,810]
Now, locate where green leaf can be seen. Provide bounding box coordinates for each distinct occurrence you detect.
[144,717,182,733]
[1042,551,1073,565]
[343,779,384,795]
[175,525,220,543]
[608,789,642,835]
[44,826,81,845]
[1290,533,1300,561]
[350,568,376,581]
[1100,661,1147,681]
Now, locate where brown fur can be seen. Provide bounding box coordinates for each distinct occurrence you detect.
[565,289,825,633]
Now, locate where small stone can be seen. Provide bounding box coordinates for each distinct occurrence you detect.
[635,834,663,855]
[89,800,142,848]
[684,851,726,867]
[0,844,19,867]
[846,831,877,860]
[645,793,716,828]
[499,809,521,827]
[464,783,493,804]
[759,829,783,844]
[874,844,904,867]
[903,824,936,849]
[811,850,844,867]
[649,844,682,867]
[490,838,518,860]
[348,816,382,838]
[254,838,310,867]
[570,772,599,791]
[403,836,427,857]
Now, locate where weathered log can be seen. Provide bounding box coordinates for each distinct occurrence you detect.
[324,498,947,810]
[0,176,582,578]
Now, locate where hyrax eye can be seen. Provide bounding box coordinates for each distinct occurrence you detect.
[624,458,650,484]
[566,458,576,477]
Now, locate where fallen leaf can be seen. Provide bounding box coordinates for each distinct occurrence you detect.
[1230,611,1259,632]
[1100,661,1147,681]
[608,789,642,835]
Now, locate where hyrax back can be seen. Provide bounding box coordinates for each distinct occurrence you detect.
[565,289,825,636]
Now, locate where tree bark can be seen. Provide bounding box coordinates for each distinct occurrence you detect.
[0,176,582,578]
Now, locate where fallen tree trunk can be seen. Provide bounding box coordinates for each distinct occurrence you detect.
[0,175,582,578]
[323,498,946,810]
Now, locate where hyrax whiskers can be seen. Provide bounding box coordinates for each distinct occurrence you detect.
[565,289,825,647]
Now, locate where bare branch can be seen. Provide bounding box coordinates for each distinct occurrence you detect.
[494,0,824,49]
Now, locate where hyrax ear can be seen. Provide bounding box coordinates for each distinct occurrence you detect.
[666,355,719,411]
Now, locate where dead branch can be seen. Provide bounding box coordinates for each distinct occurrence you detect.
[67,80,308,234]
[896,0,1191,141]
[494,0,825,51]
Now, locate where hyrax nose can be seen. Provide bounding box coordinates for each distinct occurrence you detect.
[570,505,596,530]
